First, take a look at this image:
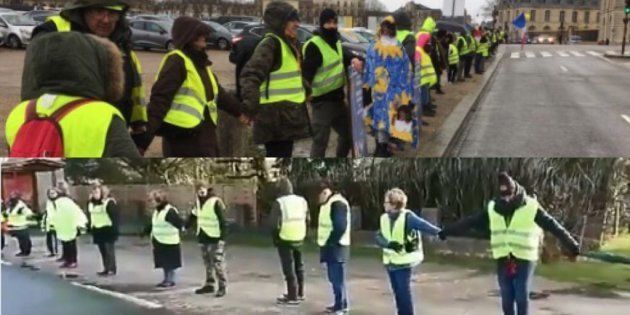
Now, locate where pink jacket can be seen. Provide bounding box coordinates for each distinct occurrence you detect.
[415,33,431,62]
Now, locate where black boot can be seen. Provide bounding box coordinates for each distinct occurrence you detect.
[215,286,226,298]
[195,285,215,294]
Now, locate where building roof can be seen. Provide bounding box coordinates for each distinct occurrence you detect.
[1,159,65,173]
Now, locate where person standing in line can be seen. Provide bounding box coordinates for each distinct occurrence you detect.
[42,188,59,258]
[87,184,119,276]
[239,1,310,157]
[187,186,228,297]
[439,172,580,315]
[146,190,183,288]
[447,34,460,84]
[455,32,469,82]
[316,181,351,315]
[6,192,34,257]
[52,184,88,268]
[376,188,441,315]
[464,32,476,78]
[271,178,309,306]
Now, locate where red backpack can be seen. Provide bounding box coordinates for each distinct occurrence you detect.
[9,98,92,157]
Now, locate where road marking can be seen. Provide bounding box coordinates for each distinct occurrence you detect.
[1,261,13,266]
[560,66,569,72]
[510,52,520,59]
[525,51,535,58]
[622,115,630,126]
[71,282,164,309]
[540,51,553,57]
[586,51,601,56]
[557,51,570,57]
[569,51,585,57]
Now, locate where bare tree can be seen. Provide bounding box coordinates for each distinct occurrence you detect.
[480,0,501,19]
[365,0,386,11]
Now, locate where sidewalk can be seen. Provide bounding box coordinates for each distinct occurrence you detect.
[3,236,629,315]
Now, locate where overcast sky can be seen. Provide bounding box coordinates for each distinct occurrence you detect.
[383,0,489,23]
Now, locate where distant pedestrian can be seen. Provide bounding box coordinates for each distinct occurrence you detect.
[447,34,459,83]
[42,188,59,258]
[52,183,88,269]
[87,184,119,276]
[146,190,183,288]
[6,192,34,257]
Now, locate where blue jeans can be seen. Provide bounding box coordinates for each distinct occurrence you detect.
[497,259,535,315]
[387,267,414,315]
[326,261,348,311]
[475,54,485,73]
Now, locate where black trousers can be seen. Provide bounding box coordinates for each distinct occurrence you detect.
[46,231,58,255]
[265,141,294,157]
[10,229,31,255]
[61,240,77,264]
[97,242,117,272]
[448,65,459,82]
[464,55,474,76]
[310,100,352,158]
[277,245,304,299]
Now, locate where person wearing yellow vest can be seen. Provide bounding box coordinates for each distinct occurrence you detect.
[6,32,140,158]
[145,190,184,288]
[439,173,580,315]
[446,34,460,84]
[51,183,88,269]
[186,186,228,297]
[42,188,59,258]
[475,31,490,74]
[454,32,469,82]
[375,188,441,315]
[464,33,476,78]
[414,26,438,124]
[269,178,309,306]
[316,181,351,315]
[87,185,119,276]
[1,199,7,254]
[144,17,248,157]
[240,1,310,157]
[302,9,363,158]
[6,192,35,257]
[32,0,149,151]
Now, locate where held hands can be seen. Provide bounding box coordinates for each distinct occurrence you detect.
[238,114,253,126]
[387,241,404,252]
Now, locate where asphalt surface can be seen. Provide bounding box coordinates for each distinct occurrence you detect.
[452,44,630,157]
[1,263,173,315]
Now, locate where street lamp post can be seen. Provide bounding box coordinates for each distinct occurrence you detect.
[623,0,630,55]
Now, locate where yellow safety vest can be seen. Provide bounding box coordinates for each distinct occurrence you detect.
[260,33,306,104]
[194,197,221,238]
[488,197,543,261]
[156,50,219,127]
[477,41,489,57]
[42,200,56,231]
[457,36,469,55]
[303,36,345,97]
[152,206,180,245]
[276,195,308,242]
[416,47,437,87]
[89,199,113,229]
[317,194,350,246]
[7,200,33,230]
[5,94,124,157]
[380,209,423,266]
[53,197,88,242]
[448,44,460,65]
[47,15,147,123]
[469,37,478,54]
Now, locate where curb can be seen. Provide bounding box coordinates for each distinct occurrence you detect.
[604,53,630,59]
[418,45,507,157]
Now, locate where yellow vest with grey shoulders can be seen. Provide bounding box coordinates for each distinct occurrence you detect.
[259,33,306,104]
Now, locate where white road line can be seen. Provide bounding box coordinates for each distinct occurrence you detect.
[525,51,535,58]
[541,51,553,57]
[71,282,164,309]
[622,115,630,126]
[560,66,569,72]
[557,51,570,57]
[510,52,520,59]
[586,51,601,56]
[1,261,13,266]
[570,51,585,57]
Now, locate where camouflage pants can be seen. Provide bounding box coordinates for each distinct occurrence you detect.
[200,241,227,288]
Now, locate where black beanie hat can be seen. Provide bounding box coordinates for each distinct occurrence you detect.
[320,8,338,27]
[498,172,516,196]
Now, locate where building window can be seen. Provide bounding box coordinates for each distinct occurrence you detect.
[572,11,578,23]
[559,11,564,23]
[528,25,536,31]
[584,11,589,24]
[596,12,600,23]
[543,25,551,31]
[530,10,536,22]
[544,10,550,22]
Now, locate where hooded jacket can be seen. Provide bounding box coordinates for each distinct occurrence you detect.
[32,0,144,128]
[10,32,139,157]
[239,1,310,145]
[270,178,308,247]
[393,10,416,66]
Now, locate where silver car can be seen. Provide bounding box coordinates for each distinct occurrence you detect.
[223,21,254,36]
[130,19,174,51]
[0,12,36,49]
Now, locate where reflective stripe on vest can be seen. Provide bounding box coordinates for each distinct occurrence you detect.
[488,197,543,261]
[152,206,180,245]
[277,195,308,242]
[317,194,350,246]
[53,197,87,242]
[416,47,437,87]
[129,51,147,123]
[5,94,122,157]
[47,15,71,32]
[196,197,220,238]
[477,42,489,57]
[457,36,469,55]
[260,33,306,104]
[157,50,219,128]
[380,209,424,266]
[89,199,113,229]
[448,44,460,65]
[303,36,345,97]
[8,201,31,230]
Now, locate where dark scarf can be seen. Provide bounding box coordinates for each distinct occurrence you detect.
[494,184,527,218]
[156,201,168,211]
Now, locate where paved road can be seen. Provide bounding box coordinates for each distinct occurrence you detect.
[452,44,630,157]
[1,263,173,315]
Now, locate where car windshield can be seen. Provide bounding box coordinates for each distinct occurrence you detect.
[339,29,369,44]
[207,21,230,33]
[2,14,36,26]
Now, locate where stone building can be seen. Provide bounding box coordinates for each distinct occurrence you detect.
[599,0,629,44]
[497,0,601,42]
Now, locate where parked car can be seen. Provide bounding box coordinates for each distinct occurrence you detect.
[23,10,58,25]
[223,20,254,36]
[533,34,555,44]
[568,35,582,44]
[0,8,14,13]
[0,12,36,49]
[210,15,258,25]
[130,14,172,22]
[130,19,174,51]
[204,20,233,50]
[351,27,375,42]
